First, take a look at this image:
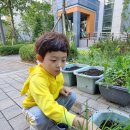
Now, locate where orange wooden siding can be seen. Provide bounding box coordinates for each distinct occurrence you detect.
[58,5,95,33]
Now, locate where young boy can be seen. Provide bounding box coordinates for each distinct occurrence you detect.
[20,32,100,130]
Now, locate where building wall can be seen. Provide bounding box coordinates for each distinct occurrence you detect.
[111,0,124,36]
[57,0,79,10]
[97,0,125,37]
[54,0,100,47]
[56,0,99,32]
[78,0,100,32]
[97,0,104,37]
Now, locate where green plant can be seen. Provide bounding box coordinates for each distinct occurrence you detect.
[122,0,130,35]
[0,44,24,55]
[78,38,130,67]
[72,49,88,64]
[21,1,54,40]
[76,105,130,130]
[103,55,130,91]
[92,38,130,57]
[67,42,78,62]
[19,44,36,62]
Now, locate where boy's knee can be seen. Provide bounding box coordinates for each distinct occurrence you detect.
[22,108,46,127]
[22,109,37,126]
[69,91,76,102]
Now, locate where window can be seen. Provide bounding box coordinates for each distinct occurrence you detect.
[102,1,114,32]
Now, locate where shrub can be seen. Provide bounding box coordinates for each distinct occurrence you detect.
[67,42,78,62]
[0,44,24,55]
[92,39,130,57]
[19,44,36,62]
[104,55,130,90]
[78,48,88,55]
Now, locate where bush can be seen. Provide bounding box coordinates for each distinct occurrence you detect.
[19,44,36,62]
[92,39,130,57]
[67,42,78,62]
[104,55,130,90]
[0,44,24,55]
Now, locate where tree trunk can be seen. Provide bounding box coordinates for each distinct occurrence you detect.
[0,15,6,45]
[62,0,66,35]
[8,0,17,43]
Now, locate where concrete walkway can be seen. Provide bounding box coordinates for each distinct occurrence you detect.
[0,55,130,130]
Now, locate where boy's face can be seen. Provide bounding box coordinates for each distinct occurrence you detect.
[41,51,67,77]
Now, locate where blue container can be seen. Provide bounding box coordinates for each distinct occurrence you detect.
[74,66,103,94]
[61,64,88,86]
[90,110,130,129]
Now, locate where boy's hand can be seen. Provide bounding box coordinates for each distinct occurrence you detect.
[60,87,70,96]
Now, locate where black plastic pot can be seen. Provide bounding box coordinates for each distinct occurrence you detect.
[96,78,130,106]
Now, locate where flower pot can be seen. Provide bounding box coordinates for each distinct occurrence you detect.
[61,64,87,86]
[74,66,103,94]
[96,78,130,106]
[89,110,130,130]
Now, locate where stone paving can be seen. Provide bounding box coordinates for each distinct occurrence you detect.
[0,55,130,130]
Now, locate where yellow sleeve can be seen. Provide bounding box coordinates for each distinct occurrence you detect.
[30,75,76,126]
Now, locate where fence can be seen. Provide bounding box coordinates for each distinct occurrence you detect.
[83,32,130,47]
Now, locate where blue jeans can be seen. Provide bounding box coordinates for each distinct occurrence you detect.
[22,92,76,130]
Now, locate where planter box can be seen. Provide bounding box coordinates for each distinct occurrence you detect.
[90,110,130,129]
[74,66,103,94]
[61,64,87,86]
[96,78,130,106]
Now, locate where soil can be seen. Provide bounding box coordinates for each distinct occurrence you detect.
[79,68,103,76]
[64,66,81,71]
[100,120,124,130]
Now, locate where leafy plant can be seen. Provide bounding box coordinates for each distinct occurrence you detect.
[74,103,130,130]
[0,44,24,55]
[67,42,78,62]
[21,1,54,40]
[1,0,31,42]
[103,55,130,91]
[122,0,130,34]
[19,44,36,62]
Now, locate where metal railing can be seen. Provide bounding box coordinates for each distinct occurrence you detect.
[82,32,130,47]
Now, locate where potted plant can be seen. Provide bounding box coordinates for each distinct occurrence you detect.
[89,110,130,130]
[96,55,130,106]
[73,66,103,94]
[61,64,87,86]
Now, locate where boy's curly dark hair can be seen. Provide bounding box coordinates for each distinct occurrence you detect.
[35,32,70,59]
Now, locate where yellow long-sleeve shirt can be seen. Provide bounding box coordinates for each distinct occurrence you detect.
[20,64,76,126]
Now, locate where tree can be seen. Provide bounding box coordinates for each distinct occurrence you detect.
[0,14,6,45]
[21,1,54,40]
[0,0,31,42]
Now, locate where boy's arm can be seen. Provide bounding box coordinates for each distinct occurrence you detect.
[72,116,101,130]
[30,76,76,126]
[59,87,71,96]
